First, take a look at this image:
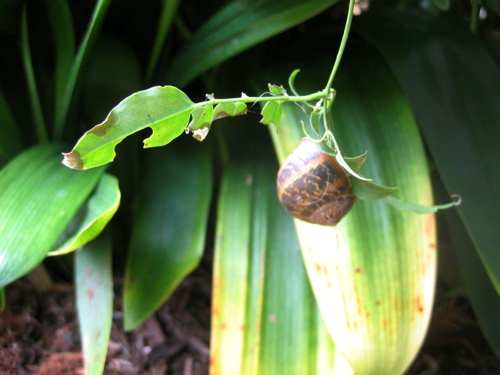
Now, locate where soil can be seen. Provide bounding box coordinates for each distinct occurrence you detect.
[1,265,498,375]
[0,263,211,375]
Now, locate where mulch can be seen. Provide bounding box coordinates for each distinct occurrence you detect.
[1,267,498,375]
[0,265,211,375]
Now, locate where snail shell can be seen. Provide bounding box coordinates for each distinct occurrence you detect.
[277,138,355,226]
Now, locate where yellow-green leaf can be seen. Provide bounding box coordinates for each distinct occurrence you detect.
[49,173,121,256]
[270,49,436,374]
[211,159,351,374]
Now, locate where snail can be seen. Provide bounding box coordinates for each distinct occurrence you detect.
[277,138,355,226]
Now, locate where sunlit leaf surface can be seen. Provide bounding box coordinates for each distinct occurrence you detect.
[49,173,121,256]
[211,160,349,374]
[0,144,104,288]
[63,86,195,169]
[269,49,436,374]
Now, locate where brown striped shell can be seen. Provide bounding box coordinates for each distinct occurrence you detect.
[277,138,355,226]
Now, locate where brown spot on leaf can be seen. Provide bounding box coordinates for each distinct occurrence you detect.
[213,111,230,121]
[86,288,94,303]
[213,107,248,121]
[61,150,84,170]
[415,296,424,313]
[375,301,381,306]
[354,267,363,274]
[88,112,118,137]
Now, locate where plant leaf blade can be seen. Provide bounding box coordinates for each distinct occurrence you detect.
[357,10,500,293]
[123,140,212,331]
[211,160,347,374]
[49,173,121,256]
[0,144,104,288]
[75,234,113,375]
[164,0,340,87]
[62,86,194,170]
[269,49,437,374]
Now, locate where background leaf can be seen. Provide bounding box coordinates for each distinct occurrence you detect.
[75,233,113,375]
[82,36,142,125]
[49,173,121,256]
[21,4,48,143]
[53,0,112,139]
[123,139,212,330]
[44,0,75,128]
[0,87,23,166]
[356,10,500,294]
[164,0,340,87]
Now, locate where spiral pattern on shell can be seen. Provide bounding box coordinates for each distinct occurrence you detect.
[277,138,355,226]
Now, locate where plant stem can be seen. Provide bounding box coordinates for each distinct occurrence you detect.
[193,91,328,109]
[323,0,356,95]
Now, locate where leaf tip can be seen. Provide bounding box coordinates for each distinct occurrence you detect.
[62,150,85,170]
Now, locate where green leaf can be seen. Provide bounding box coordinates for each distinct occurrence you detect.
[123,140,212,330]
[21,4,48,143]
[62,86,195,170]
[383,194,459,214]
[442,202,500,355]
[75,234,113,375]
[344,151,367,173]
[49,173,121,256]
[213,101,247,120]
[335,151,373,182]
[268,84,286,96]
[53,0,112,139]
[186,105,214,141]
[145,0,181,82]
[82,37,142,125]
[357,9,500,293]
[260,101,283,126]
[0,144,105,288]
[164,0,340,87]
[430,0,450,11]
[484,0,500,17]
[44,0,75,126]
[269,49,437,374]
[352,177,398,200]
[0,86,23,166]
[211,160,347,374]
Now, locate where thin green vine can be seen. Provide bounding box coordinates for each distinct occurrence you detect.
[192,91,327,109]
[323,0,356,95]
